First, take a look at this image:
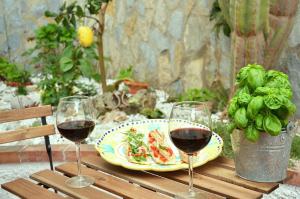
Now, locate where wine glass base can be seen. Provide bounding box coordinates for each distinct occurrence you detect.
[65,175,94,188]
[175,191,206,199]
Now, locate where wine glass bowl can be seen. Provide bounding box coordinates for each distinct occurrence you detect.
[56,96,95,188]
[169,101,213,198]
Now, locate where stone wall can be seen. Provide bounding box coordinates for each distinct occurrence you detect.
[1,0,300,116]
[103,0,231,96]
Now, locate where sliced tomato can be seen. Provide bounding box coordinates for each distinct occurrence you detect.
[159,155,167,162]
[166,147,173,156]
[149,137,155,143]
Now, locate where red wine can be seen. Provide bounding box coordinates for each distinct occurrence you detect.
[57,120,95,142]
[170,128,212,154]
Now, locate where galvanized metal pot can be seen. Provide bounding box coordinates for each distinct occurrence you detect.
[231,123,296,182]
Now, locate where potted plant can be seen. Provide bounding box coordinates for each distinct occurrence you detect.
[227,64,297,182]
[0,57,32,95]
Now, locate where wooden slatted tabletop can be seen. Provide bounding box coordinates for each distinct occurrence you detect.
[1,155,285,199]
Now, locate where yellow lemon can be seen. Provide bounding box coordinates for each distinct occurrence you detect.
[77,26,94,47]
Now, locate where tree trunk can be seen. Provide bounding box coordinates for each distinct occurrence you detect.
[97,4,108,93]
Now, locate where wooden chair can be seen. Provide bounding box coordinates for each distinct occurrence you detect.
[0,105,55,170]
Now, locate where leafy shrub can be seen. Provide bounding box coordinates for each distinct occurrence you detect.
[24,1,104,105]
[175,87,228,112]
[0,57,30,95]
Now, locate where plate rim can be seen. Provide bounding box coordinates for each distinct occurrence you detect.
[95,119,224,171]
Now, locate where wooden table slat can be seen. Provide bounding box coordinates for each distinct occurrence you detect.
[30,169,117,199]
[56,162,170,199]
[194,163,278,193]
[155,171,263,199]
[82,156,224,199]
[1,178,64,199]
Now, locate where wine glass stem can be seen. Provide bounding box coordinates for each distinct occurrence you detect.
[76,142,82,176]
[188,155,194,193]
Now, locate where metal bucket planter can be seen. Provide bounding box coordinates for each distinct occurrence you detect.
[231,123,296,182]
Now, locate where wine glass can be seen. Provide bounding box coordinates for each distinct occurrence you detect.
[169,101,213,199]
[56,96,95,188]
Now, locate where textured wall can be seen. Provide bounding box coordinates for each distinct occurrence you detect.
[103,0,231,96]
[1,0,300,116]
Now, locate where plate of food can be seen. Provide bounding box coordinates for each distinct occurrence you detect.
[95,119,223,171]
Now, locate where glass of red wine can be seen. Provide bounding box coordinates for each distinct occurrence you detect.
[56,96,95,188]
[169,101,213,199]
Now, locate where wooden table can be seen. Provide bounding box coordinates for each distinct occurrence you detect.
[1,155,285,199]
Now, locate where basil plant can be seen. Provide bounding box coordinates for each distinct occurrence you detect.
[228,64,296,142]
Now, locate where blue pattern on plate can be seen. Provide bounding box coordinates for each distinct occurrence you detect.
[101,144,115,154]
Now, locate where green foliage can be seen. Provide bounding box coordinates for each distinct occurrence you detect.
[50,0,111,29]
[140,108,165,119]
[212,121,234,159]
[228,64,296,142]
[291,135,300,160]
[117,65,134,81]
[24,1,110,105]
[0,57,30,95]
[209,0,231,37]
[175,87,228,112]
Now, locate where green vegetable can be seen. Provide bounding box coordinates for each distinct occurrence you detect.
[123,128,148,162]
[238,92,251,106]
[245,123,260,142]
[263,113,282,136]
[247,96,264,119]
[234,108,248,129]
[237,86,251,106]
[227,122,237,134]
[228,97,238,117]
[236,66,250,86]
[228,64,296,142]
[255,114,264,130]
[263,94,284,110]
[247,66,265,90]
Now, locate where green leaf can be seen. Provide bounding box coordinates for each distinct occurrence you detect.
[234,107,248,129]
[63,70,76,81]
[255,114,264,131]
[92,73,101,81]
[247,96,264,119]
[55,14,64,24]
[70,14,76,27]
[264,94,284,110]
[245,123,260,142]
[62,46,73,58]
[263,113,282,136]
[60,57,73,72]
[228,97,238,118]
[79,59,93,77]
[227,122,236,134]
[44,10,57,17]
[67,2,77,13]
[236,66,250,86]
[76,6,85,17]
[247,67,265,90]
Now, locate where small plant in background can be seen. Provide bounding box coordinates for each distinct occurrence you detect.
[0,57,30,95]
[117,65,134,81]
[140,108,165,119]
[45,0,112,92]
[25,0,111,105]
[291,135,300,160]
[171,87,228,113]
[25,22,97,105]
[228,64,296,142]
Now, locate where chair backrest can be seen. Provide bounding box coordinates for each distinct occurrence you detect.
[0,105,55,144]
